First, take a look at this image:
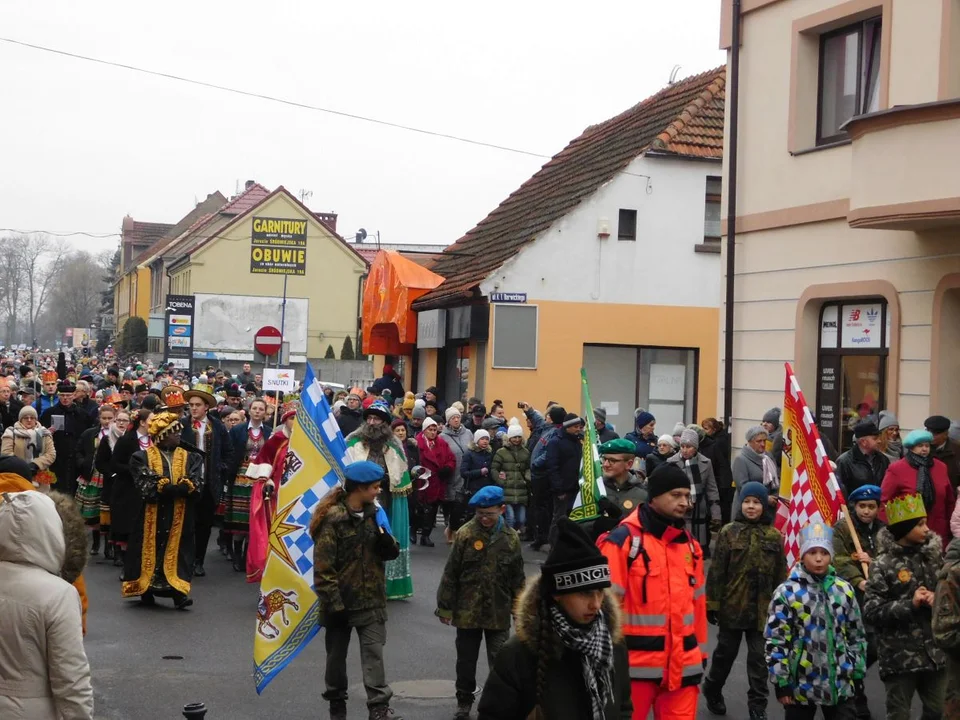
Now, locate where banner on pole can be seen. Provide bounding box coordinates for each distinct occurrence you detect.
[569,368,605,522]
[262,368,296,393]
[777,362,846,568]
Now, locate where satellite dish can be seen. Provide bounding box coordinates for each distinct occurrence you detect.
[356,228,367,243]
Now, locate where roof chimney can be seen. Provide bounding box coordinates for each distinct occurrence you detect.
[245,180,256,191]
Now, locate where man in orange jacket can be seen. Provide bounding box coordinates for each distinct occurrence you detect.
[599,463,707,719]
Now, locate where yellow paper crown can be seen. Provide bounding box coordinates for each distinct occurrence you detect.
[885,493,927,526]
[147,411,182,441]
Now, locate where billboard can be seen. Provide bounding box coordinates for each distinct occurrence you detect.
[192,294,308,354]
[250,216,307,276]
[164,294,195,370]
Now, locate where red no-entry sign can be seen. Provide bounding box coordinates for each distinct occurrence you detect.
[254,325,282,357]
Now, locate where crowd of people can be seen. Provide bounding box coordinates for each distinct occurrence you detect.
[1,353,959,720]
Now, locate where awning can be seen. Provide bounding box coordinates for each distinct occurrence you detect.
[361,251,444,355]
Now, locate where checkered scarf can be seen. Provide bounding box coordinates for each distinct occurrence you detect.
[548,604,614,719]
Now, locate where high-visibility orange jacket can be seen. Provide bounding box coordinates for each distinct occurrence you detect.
[599,504,707,690]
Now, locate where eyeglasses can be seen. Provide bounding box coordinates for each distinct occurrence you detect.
[601,456,631,464]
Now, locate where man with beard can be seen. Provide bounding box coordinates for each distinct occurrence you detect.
[344,399,413,600]
[224,384,243,410]
[40,379,94,495]
[0,380,24,431]
[121,407,204,609]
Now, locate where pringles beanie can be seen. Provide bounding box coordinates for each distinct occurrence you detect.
[541,518,611,595]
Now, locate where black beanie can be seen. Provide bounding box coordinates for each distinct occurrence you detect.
[541,518,611,595]
[0,454,35,480]
[548,406,567,425]
[888,516,923,540]
[647,464,690,499]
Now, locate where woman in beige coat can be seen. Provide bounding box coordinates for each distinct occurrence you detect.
[1,405,56,488]
[0,490,94,719]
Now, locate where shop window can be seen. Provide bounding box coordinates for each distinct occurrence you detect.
[816,299,888,452]
[618,209,637,241]
[817,17,882,145]
[492,305,537,369]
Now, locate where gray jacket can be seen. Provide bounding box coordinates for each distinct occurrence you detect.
[666,451,721,523]
[440,424,473,500]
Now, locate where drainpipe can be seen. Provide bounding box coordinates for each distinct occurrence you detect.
[723,0,741,430]
[356,271,368,355]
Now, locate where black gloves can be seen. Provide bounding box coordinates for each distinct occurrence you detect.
[707,610,719,626]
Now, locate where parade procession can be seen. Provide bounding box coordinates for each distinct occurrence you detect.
[3,1,960,719]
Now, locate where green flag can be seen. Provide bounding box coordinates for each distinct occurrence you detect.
[568,368,606,522]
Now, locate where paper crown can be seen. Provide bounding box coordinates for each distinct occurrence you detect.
[799,522,834,556]
[280,401,299,422]
[147,411,182,440]
[104,392,124,407]
[161,387,186,409]
[885,493,927,526]
[41,371,58,383]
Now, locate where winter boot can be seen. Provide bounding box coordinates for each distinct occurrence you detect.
[232,538,246,572]
[420,531,435,547]
[113,546,124,568]
[328,699,347,720]
[90,530,100,555]
[454,698,473,719]
[704,690,726,716]
[748,710,767,720]
[369,705,402,720]
[103,540,114,560]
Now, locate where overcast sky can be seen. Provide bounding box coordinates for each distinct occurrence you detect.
[1,1,724,257]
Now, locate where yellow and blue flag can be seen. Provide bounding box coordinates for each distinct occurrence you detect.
[253,364,349,694]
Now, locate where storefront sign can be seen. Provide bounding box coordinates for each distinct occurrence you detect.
[250,216,307,276]
[417,309,446,348]
[817,356,841,441]
[490,292,527,303]
[820,305,838,349]
[840,302,882,349]
[164,294,195,370]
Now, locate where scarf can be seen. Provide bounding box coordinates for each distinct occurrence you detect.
[108,422,125,449]
[905,450,935,510]
[548,604,614,719]
[10,422,47,461]
[760,453,779,495]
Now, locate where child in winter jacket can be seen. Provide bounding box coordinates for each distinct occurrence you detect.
[704,482,787,720]
[863,493,947,720]
[491,421,530,532]
[831,484,884,719]
[460,429,495,500]
[932,536,960,719]
[764,522,867,719]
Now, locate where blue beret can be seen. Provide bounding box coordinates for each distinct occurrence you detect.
[343,460,385,484]
[468,485,504,508]
[848,484,881,503]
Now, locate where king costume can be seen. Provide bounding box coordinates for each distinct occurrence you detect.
[121,409,204,609]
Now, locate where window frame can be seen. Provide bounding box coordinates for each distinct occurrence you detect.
[491,303,539,370]
[816,16,882,146]
[617,208,637,242]
[703,176,722,242]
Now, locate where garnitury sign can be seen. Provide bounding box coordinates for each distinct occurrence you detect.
[250,216,308,276]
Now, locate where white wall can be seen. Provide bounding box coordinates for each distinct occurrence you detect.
[478,154,721,307]
[193,293,309,353]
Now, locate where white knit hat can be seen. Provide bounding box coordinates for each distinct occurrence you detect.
[474,429,490,443]
[657,433,677,449]
[507,423,524,439]
[445,406,461,421]
[422,417,438,431]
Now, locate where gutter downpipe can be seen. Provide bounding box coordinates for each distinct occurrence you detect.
[723,0,741,430]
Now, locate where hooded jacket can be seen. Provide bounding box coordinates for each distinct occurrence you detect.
[491,442,531,505]
[460,442,494,496]
[476,577,633,720]
[600,471,647,516]
[863,528,946,680]
[0,491,94,719]
[765,563,866,705]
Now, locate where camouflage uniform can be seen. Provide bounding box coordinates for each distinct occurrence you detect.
[863,528,946,720]
[312,498,400,710]
[704,516,787,713]
[436,516,525,706]
[933,537,960,720]
[601,471,647,516]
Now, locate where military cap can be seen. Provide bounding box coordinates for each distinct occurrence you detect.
[468,485,505,508]
[343,460,385,485]
[598,438,637,456]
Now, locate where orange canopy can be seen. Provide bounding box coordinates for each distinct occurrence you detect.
[362,251,444,356]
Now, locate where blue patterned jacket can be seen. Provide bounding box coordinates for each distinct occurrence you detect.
[764,563,867,705]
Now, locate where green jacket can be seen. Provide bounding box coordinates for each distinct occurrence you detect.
[491,444,531,505]
[833,515,884,591]
[863,528,946,680]
[436,517,525,630]
[933,538,960,719]
[312,498,400,625]
[601,472,647,516]
[706,517,787,631]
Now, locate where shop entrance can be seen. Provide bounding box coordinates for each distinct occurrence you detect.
[816,300,889,453]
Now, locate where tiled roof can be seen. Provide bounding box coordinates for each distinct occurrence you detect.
[355,247,443,269]
[124,221,174,245]
[412,66,726,311]
[131,192,228,267]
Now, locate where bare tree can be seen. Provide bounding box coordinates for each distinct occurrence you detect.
[19,236,68,344]
[0,233,28,342]
[48,251,105,330]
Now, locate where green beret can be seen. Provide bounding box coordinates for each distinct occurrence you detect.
[598,438,637,456]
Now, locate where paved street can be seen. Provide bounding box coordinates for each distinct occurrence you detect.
[84,537,894,720]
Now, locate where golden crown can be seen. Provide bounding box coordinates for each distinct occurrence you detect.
[161,388,186,409]
[885,493,927,526]
[147,411,182,440]
[41,371,58,383]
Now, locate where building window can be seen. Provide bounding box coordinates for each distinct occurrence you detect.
[816,299,889,452]
[618,209,637,241]
[704,176,722,240]
[492,304,537,369]
[817,17,882,145]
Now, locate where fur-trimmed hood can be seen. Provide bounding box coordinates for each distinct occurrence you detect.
[47,491,88,583]
[876,525,943,562]
[513,575,623,653]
